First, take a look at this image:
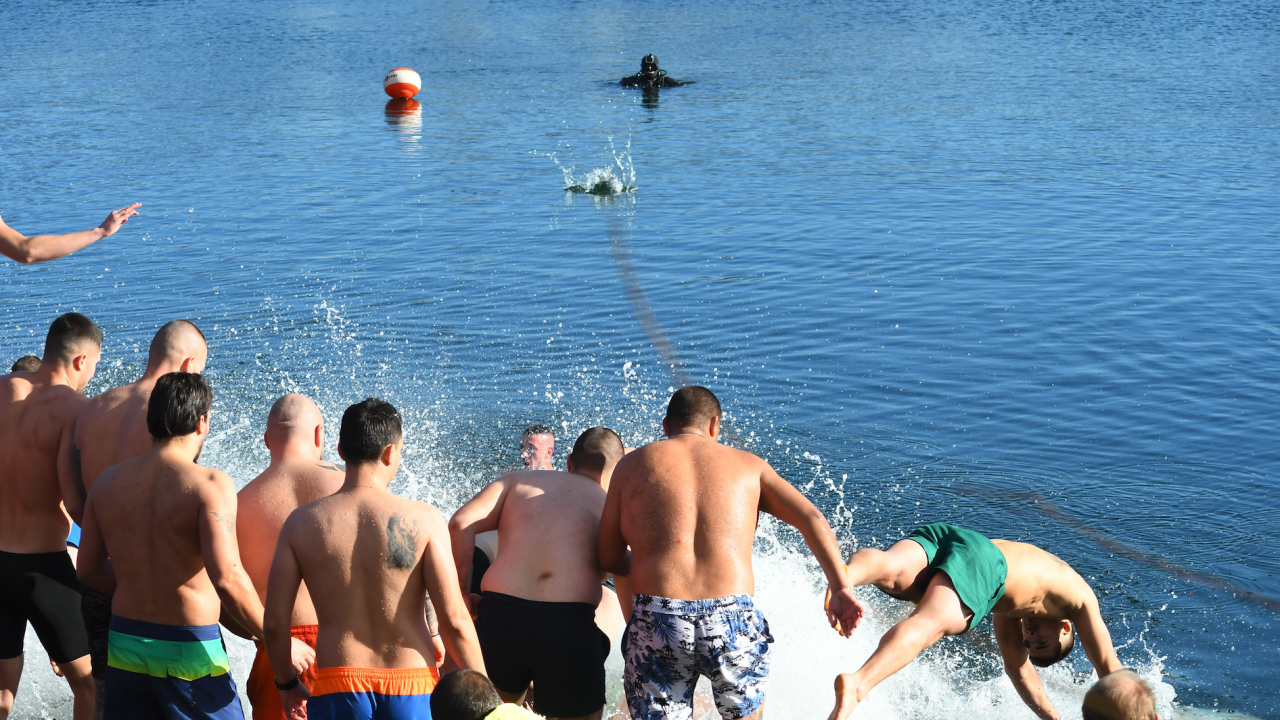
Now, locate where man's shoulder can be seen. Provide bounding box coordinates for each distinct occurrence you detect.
[80,381,143,420]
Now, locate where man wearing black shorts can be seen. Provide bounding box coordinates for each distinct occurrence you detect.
[0,313,103,720]
[449,428,625,720]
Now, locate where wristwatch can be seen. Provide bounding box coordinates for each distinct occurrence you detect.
[274,675,300,691]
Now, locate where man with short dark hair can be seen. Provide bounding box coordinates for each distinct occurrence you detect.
[520,425,555,470]
[826,524,1123,720]
[0,312,103,720]
[1082,669,1158,720]
[431,670,538,720]
[1,204,141,265]
[450,427,626,720]
[73,319,208,715]
[8,356,41,373]
[265,398,485,720]
[599,386,859,720]
[78,372,307,720]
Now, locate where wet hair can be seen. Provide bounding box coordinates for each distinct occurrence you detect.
[339,398,403,463]
[569,427,624,475]
[148,320,206,363]
[665,386,722,430]
[641,54,659,72]
[147,372,212,440]
[1028,624,1076,667]
[429,669,500,720]
[523,423,553,438]
[10,355,41,372]
[43,313,102,365]
[1082,669,1157,720]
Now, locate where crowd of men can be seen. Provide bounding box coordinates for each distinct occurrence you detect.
[0,313,1161,720]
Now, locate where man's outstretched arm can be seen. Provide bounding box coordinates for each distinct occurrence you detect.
[994,615,1061,720]
[1069,592,1123,677]
[758,463,862,636]
[0,204,140,264]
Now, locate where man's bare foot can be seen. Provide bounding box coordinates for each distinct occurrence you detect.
[827,673,859,720]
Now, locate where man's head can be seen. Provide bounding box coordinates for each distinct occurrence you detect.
[566,427,625,484]
[10,355,41,373]
[42,312,103,392]
[265,393,325,461]
[520,424,554,470]
[338,398,403,476]
[640,54,660,75]
[1082,670,1158,720]
[663,385,722,438]
[148,320,207,375]
[147,372,212,449]
[1023,617,1075,667]
[429,669,501,720]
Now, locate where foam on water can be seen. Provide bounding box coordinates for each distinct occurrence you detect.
[548,137,637,196]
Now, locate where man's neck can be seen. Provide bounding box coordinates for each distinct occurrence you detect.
[269,440,321,466]
[139,361,183,385]
[342,465,390,492]
[153,435,203,464]
[34,365,74,388]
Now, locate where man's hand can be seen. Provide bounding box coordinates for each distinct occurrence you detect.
[98,203,141,237]
[280,683,310,720]
[826,585,864,638]
[468,593,482,620]
[289,637,316,677]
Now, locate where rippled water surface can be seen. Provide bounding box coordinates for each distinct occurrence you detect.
[3,0,1278,717]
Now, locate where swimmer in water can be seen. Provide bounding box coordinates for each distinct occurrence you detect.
[1,204,140,265]
[449,427,627,720]
[826,523,1124,720]
[620,55,682,88]
[0,314,103,720]
[599,387,859,720]
[236,395,344,720]
[264,398,485,720]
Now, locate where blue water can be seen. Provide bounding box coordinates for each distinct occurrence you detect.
[3,0,1277,717]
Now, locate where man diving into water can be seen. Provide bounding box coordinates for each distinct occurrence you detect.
[0,313,103,720]
[620,55,682,88]
[265,398,485,720]
[599,386,860,720]
[827,523,1124,720]
[450,427,627,720]
[236,395,343,720]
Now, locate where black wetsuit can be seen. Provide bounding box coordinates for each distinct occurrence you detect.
[621,70,681,88]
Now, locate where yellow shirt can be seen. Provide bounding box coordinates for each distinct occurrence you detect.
[485,703,541,720]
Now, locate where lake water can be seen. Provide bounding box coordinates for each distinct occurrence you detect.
[2,0,1277,717]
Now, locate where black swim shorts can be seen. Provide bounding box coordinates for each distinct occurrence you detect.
[477,591,608,718]
[0,549,90,663]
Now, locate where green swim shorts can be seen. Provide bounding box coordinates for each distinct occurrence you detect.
[905,524,1008,632]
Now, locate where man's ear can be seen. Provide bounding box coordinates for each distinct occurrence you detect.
[566,453,575,473]
[197,414,211,437]
[72,352,89,372]
[708,415,721,440]
[662,417,670,437]
[314,425,323,450]
[179,357,193,372]
[337,444,347,462]
[263,432,271,451]
[380,443,396,467]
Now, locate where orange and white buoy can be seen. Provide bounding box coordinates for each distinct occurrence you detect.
[383,68,421,98]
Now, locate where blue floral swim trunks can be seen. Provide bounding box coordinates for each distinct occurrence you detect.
[622,594,774,720]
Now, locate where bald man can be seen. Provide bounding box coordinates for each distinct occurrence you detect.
[72,319,207,713]
[1083,670,1158,720]
[236,395,341,720]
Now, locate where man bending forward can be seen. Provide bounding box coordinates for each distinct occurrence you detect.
[599,387,860,720]
[827,523,1123,720]
[265,398,485,720]
[450,427,625,720]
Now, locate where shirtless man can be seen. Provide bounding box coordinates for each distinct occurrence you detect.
[0,313,102,720]
[826,523,1124,720]
[450,427,625,720]
[265,398,485,720]
[1,204,140,265]
[77,372,310,720]
[73,319,207,713]
[599,386,860,720]
[237,395,344,720]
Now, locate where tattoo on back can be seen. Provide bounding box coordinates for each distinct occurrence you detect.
[386,515,419,569]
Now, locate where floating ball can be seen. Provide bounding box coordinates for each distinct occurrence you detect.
[383,68,421,99]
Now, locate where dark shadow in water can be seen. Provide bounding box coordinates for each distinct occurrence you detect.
[607,215,690,388]
[384,98,421,128]
[641,87,661,110]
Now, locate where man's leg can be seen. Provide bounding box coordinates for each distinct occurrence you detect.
[58,655,95,720]
[845,540,932,601]
[0,655,22,720]
[828,572,970,720]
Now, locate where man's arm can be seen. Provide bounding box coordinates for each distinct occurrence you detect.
[1069,592,1123,677]
[422,507,487,674]
[264,518,311,716]
[994,615,1060,720]
[0,204,140,265]
[597,464,631,577]
[446,478,510,602]
[75,492,116,594]
[199,473,266,639]
[757,462,862,636]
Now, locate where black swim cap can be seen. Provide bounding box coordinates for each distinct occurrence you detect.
[641,54,659,72]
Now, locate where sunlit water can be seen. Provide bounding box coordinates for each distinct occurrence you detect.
[3,0,1277,717]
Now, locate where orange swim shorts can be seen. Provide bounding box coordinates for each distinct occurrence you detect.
[245,625,319,720]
